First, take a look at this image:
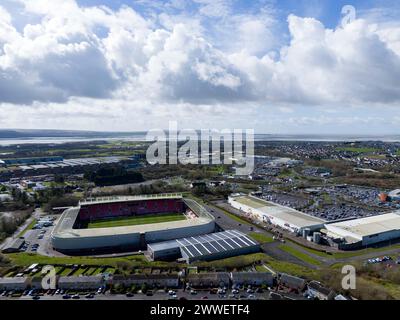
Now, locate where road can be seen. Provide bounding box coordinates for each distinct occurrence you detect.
[0,207,44,251]
[0,289,272,301]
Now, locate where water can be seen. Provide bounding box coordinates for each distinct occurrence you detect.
[0,133,400,146]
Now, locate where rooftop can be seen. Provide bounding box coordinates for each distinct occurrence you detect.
[231,195,326,228]
[79,193,183,206]
[326,211,400,239]
[148,229,259,260]
[0,277,29,284]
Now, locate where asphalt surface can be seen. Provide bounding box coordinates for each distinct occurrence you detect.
[0,289,271,301]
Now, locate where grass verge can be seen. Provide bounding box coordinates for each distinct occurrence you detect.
[279,245,322,266]
[249,232,274,244]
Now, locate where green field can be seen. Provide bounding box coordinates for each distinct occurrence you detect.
[87,213,186,229]
[279,244,322,266]
[6,252,170,268]
[335,147,380,153]
[249,232,274,244]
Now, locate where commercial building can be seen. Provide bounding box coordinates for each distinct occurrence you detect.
[51,194,215,253]
[324,211,400,249]
[147,230,260,263]
[228,194,325,235]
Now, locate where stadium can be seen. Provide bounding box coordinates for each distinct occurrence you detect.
[51,194,216,254]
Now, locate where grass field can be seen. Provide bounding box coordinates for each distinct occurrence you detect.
[288,240,400,260]
[335,147,380,153]
[87,213,186,229]
[6,252,170,268]
[279,245,322,266]
[249,232,274,244]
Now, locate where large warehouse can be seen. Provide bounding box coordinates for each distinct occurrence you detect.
[324,211,400,249]
[147,230,260,263]
[51,194,215,254]
[228,194,325,235]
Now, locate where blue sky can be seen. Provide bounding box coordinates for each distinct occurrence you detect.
[0,0,399,134]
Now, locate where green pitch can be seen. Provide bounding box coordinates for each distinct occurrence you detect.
[87,213,186,229]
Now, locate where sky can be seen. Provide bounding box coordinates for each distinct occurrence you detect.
[0,0,400,134]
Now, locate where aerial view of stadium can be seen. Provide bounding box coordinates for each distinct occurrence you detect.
[51,194,216,254]
[1,0,400,313]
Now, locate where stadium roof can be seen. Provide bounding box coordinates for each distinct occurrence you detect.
[79,193,184,206]
[148,230,259,260]
[51,196,214,239]
[325,211,400,241]
[231,195,325,228]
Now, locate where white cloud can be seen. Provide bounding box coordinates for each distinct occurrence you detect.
[0,1,399,131]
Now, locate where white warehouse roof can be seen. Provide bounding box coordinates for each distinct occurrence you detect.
[325,211,400,243]
[230,195,325,229]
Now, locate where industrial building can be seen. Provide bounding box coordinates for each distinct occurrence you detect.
[147,230,260,263]
[324,211,400,249]
[228,194,325,235]
[51,194,215,253]
[0,156,64,166]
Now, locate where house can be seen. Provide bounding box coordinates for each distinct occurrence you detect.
[0,277,30,291]
[112,274,179,289]
[186,272,230,289]
[57,276,103,290]
[230,272,274,287]
[307,281,336,300]
[279,273,306,291]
